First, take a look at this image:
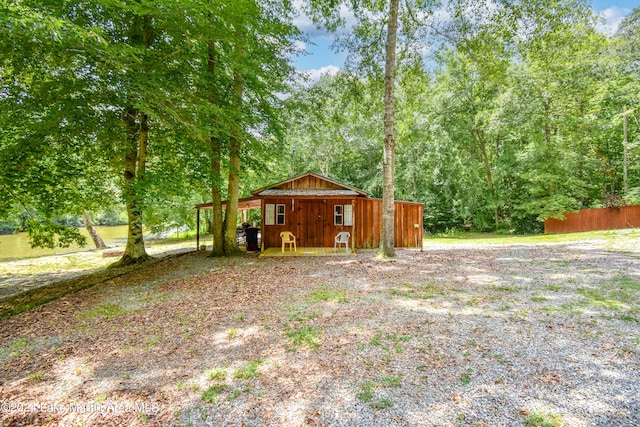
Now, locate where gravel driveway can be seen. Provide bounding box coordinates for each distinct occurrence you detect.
[0,234,638,426]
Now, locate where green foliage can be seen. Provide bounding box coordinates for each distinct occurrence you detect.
[24,218,86,249]
[2,0,638,243]
[287,3,640,233]
[1,0,300,255]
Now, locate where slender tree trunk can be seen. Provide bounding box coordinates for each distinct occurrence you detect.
[379,0,399,258]
[138,112,148,175]
[210,142,224,256]
[208,40,224,257]
[623,106,629,194]
[223,64,244,255]
[82,211,106,249]
[114,108,151,267]
[472,130,499,229]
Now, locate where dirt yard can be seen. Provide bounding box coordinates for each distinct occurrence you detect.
[1,232,639,426]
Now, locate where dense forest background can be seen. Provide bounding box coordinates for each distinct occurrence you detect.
[1,1,638,253]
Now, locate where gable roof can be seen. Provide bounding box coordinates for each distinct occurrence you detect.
[251,172,369,197]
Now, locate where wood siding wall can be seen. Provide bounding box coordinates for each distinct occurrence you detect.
[394,201,424,248]
[261,196,424,250]
[261,197,356,249]
[275,175,344,190]
[544,205,640,234]
[354,199,423,249]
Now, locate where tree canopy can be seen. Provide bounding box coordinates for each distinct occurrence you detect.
[1,0,638,261]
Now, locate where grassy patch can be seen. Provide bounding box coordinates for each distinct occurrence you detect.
[356,375,402,409]
[307,286,347,303]
[81,302,128,319]
[522,410,563,427]
[206,367,227,382]
[285,325,321,350]
[369,332,383,346]
[228,386,251,401]
[356,381,376,402]
[234,359,265,380]
[27,372,45,381]
[460,368,473,385]
[371,399,394,410]
[558,303,584,316]
[612,276,640,291]
[577,289,626,311]
[144,335,159,349]
[424,229,640,247]
[486,284,520,293]
[0,260,159,320]
[380,375,402,388]
[619,314,639,323]
[0,337,30,361]
[390,283,442,300]
[228,313,246,321]
[288,309,320,322]
[202,384,227,403]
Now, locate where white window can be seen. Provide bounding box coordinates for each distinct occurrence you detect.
[265,204,275,225]
[334,205,343,226]
[276,204,286,225]
[335,204,353,226]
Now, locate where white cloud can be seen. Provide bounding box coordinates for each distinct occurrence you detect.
[292,0,357,39]
[304,65,340,83]
[595,6,631,36]
[293,40,307,52]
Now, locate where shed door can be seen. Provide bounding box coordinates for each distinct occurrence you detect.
[298,200,325,247]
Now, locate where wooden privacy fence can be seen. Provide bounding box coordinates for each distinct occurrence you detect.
[544,205,640,234]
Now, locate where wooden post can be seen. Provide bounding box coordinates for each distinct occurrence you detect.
[196,208,200,250]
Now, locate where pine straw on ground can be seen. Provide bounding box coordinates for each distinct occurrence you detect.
[0,240,639,426]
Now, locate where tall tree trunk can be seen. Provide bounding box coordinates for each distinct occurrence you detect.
[114,108,151,267]
[223,65,244,255]
[472,130,499,229]
[112,14,152,267]
[623,106,629,194]
[82,211,106,249]
[379,0,399,258]
[208,40,224,257]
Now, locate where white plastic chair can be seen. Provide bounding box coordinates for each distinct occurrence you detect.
[280,231,297,253]
[334,231,350,253]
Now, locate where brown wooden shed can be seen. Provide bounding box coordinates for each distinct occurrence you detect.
[196,172,423,251]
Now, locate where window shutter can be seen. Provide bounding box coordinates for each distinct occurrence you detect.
[344,204,353,226]
[265,204,275,225]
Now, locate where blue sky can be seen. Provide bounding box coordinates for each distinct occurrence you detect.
[293,1,638,81]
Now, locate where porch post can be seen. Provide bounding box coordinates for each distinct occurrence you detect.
[196,207,201,250]
[352,198,356,254]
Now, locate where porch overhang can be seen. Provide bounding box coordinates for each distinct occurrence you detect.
[195,196,262,211]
